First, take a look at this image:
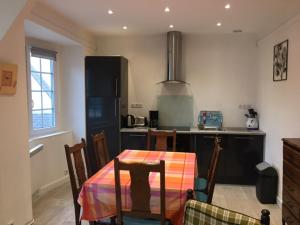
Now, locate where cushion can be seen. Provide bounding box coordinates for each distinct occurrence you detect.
[183,200,261,225]
[195,191,208,203]
[123,216,171,225]
[195,177,207,191]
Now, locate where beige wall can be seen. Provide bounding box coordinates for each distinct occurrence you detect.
[0,1,96,224]
[97,34,258,127]
[0,2,34,224]
[257,15,300,203]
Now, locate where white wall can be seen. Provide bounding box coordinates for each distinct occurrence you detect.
[257,15,300,202]
[0,1,96,224]
[0,0,28,40]
[60,45,86,142]
[0,2,34,225]
[30,132,72,195]
[97,34,258,127]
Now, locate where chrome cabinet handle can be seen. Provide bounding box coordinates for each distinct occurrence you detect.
[129,134,146,137]
[115,78,118,97]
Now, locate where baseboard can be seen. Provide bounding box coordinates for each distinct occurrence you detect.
[32,175,69,201]
[277,196,282,208]
[25,218,35,225]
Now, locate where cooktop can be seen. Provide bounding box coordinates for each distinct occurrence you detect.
[157,126,190,131]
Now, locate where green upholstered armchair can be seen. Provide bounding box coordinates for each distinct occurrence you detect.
[183,200,270,225]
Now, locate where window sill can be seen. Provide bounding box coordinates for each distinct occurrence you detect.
[29,130,72,142]
[29,144,44,157]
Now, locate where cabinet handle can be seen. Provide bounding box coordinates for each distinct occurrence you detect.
[233,136,254,140]
[115,78,118,97]
[115,99,117,117]
[129,134,146,137]
[203,136,216,139]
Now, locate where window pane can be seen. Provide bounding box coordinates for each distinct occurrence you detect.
[32,110,42,129]
[41,73,53,91]
[42,92,53,109]
[30,57,40,72]
[31,72,41,91]
[32,92,42,110]
[43,109,55,128]
[41,58,52,73]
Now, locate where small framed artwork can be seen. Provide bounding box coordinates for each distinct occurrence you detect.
[273,39,288,81]
[0,63,18,95]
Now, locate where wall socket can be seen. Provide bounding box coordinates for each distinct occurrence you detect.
[238,104,252,110]
[131,103,143,108]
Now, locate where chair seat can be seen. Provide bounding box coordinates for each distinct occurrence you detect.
[195,191,208,203]
[123,216,171,225]
[194,177,207,191]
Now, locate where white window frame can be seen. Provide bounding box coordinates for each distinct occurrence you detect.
[26,44,59,138]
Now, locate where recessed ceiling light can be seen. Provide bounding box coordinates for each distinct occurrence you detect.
[165,7,170,13]
[225,4,231,9]
[123,26,128,30]
[169,24,174,28]
[217,22,222,27]
[108,9,113,15]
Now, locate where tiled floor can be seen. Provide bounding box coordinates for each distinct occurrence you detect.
[32,182,282,225]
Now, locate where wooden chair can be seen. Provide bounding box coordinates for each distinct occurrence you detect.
[65,139,91,225]
[114,158,166,225]
[184,190,270,225]
[147,129,176,151]
[92,131,110,170]
[194,138,222,203]
[195,137,220,192]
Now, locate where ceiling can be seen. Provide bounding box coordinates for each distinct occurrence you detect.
[39,0,300,38]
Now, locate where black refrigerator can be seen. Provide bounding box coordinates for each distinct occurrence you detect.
[85,56,128,173]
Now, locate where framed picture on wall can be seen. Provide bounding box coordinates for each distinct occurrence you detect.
[0,63,18,95]
[273,39,288,81]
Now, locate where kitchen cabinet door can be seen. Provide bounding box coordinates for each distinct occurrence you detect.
[224,135,264,184]
[121,132,147,150]
[194,134,226,179]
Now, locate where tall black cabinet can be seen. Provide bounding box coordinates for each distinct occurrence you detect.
[85,56,128,173]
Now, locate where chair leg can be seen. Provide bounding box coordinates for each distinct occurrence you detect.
[282,218,285,225]
[75,203,81,225]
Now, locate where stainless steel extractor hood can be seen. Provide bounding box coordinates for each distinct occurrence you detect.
[158,31,188,84]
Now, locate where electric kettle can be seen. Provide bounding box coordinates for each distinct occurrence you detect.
[126,115,135,128]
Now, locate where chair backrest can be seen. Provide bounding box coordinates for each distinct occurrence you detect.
[147,129,176,151]
[207,137,221,183]
[64,139,91,225]
[114,158,166,225]
[92,131,110,170]
[206,138,222,203]
[183,199,270,225]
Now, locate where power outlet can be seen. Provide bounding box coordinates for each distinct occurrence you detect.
[131,103,143,108]
[64,170,69,175]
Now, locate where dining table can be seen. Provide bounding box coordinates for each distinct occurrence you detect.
[78,149,197,225]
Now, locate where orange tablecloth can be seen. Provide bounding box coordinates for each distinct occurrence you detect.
[78,150,197,225]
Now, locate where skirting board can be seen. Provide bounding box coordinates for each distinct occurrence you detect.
[277,196,282,208]
[25,218,35,225]
[32,175,69,201]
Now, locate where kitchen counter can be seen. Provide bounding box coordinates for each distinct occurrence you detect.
[120,127,265,135]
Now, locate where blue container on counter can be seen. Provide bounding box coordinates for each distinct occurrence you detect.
[198,111,223,129]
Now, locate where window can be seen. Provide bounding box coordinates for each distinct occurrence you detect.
[28,47,57,134]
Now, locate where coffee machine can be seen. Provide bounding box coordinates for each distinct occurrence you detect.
[149,110,158,128]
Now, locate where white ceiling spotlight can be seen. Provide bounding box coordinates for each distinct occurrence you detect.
[217,22,222,27]
[108,9,114,15]
[123,26,128,30]
[225,4,231,9]
[169,24,174,28]
[164,7,170,13]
